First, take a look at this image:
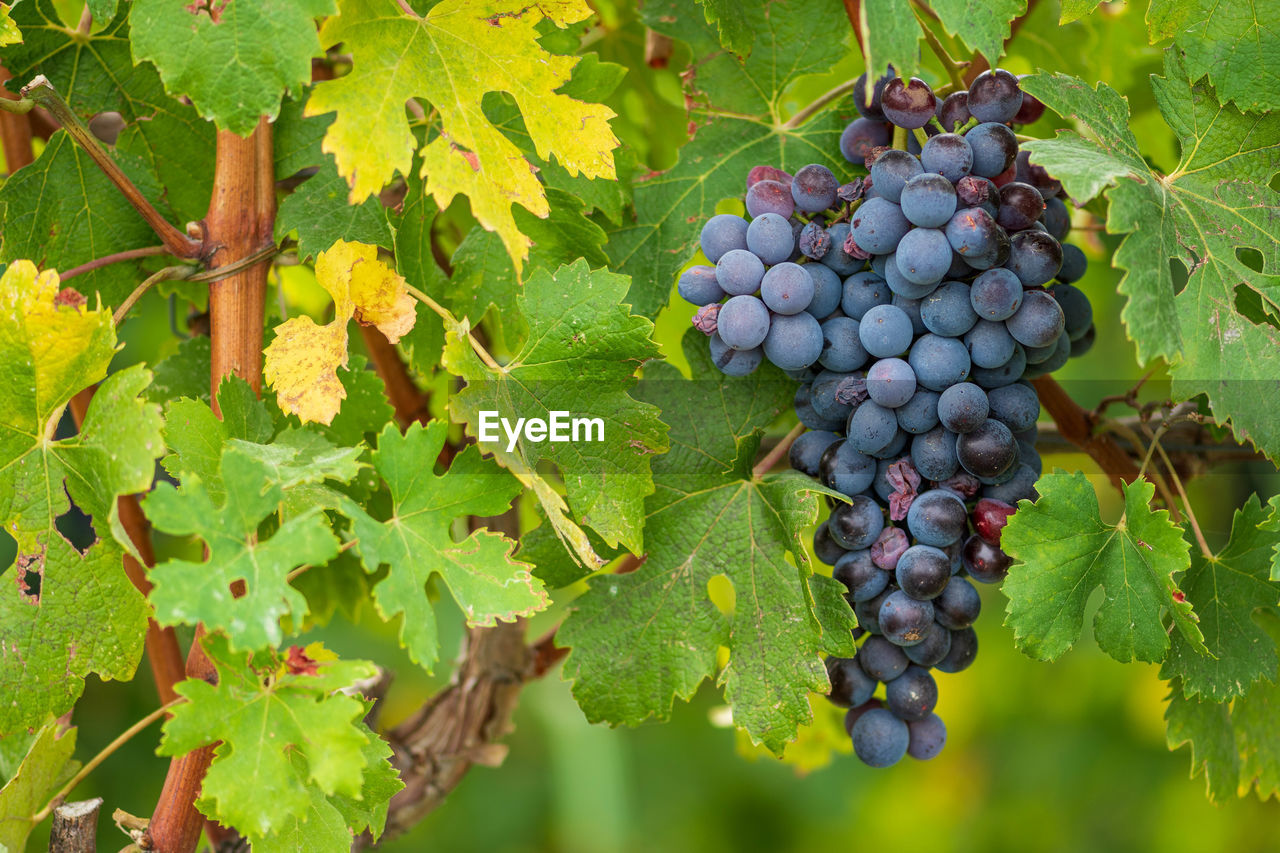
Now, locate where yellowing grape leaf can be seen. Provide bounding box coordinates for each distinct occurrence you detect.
[265,240,414,425]
[159,637,395,849]
[306,0,619,273]
[0,718,78,852]
[339,422,548,673]
[0,3,20,46]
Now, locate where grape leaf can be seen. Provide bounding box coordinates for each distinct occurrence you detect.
[1262,495,1280,582]
[276,162,392,261]
[1161,496,1280,701]
[5,0,215,223]
[694,0,753,55]
[558,330,856,753]
[129,0,335,135]
[930,0,1027,65]
[613,0,851,317]
[0,3,20,46]
[339,422,548,672]
[1001,470,1202,663]
[1166,613,1280,802]
[307,0,618,272]
[143,445,344,651]
[0,719,77,852]
[1147,0,1280,113]
[265,240,415,425]
[860,0,920,81]
[147,336,213,405]
[161,378,275,502]
[159,637,387,847]
[441,259,667,564]
[1019,55,1280,461]
[391,167,447,378]
[1058,0,1102,24]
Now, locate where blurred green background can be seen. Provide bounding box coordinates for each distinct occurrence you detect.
[11,0,1280,850]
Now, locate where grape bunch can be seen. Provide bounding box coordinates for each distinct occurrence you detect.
[679,67,1096,767]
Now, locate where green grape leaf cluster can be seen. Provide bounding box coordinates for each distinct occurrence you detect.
[1000,471,1202,663]
[559,330,857,753]
[159,636,401,851]
[442,260,668,566]
[339,421,549,673]
[1020,54,1280,461]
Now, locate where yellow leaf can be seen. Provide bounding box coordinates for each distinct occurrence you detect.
[306,0,618,274]
[0,3,20,47]
[265,240,414,425]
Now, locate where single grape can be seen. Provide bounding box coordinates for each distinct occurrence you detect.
[908,333,971,391]
[841,118,892,163]
[788,429,841,477]
[920,281,978,338]
[962,534,1012,583]
[1013,78,1046,124]
[956,418,1019,479]
[746,165,793,190]
[871,527,910,569]
[851,707,910,767]
[934,576,982,630]
[1042,196,1071,240]
[896,389,940,434]
[761,262,815,315]
[717,294,771,350]
[829,494,886,550]
[986,382,1040,432]
[967,69,1023,123]
[970,268,1024,321]
[715,248,765,297]
[1049,282,1092,340]
[850,197,912,255]
[835,549,891,602]
[841,271,892,320]
[867,358,918,408]
[762,311,823,370]
[895,544,952,600]
[964,319,1016,369]
[820,439,877,497]
[997,181,1047,231]
[900,173,958,228]
[936,626,978,673]
[859,303,915,357]
[745,179,795,218]
[880,590,935,647]
[907,713,947,760]
[853,66,895,120]
[813,521,849,565]
[945,207,1007,270]
[746,212,795,265]
[805,263,845,319]
[792,163,840,212]
[847,400,901,455]
[911,426,959,481]
[708,331,763,376]
[1071,324,1096,358]
[921,133,972,183]
[820,222,865,276]
[827,656,877,708]
[904,622,952,667]
[965,122,1018,178]
[886,665,938,721]
[678,265,724,306]
[1005,229,1064,287]
[819,317,869,372]
[973,497,1017,546]
[882,77,938,129]
[895,227,953,286]
[937,382,990,433]
[884,252,941,299]
[700,214,749,263]
[936,91,971,132]
[1005,289,1066,348]
[798,221,831,261]
[859,635,910,681]
[906,489,968,547]
[868,149,924,204]
[1056,243,1088,284]
[955,174,997,211]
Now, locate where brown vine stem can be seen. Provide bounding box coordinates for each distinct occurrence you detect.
[20,76,203,259]
[359,325,432,427]
[754,422,806,479]
[60,246,169,281]
[841,0,866,56]
[112,266,192,326]
[0,65,34,174]
[1030,375,1140,490]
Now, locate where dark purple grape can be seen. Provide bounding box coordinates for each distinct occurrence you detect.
[820,439,877,497]
[965,122,1018,178]
[1005,230,1064,287]
[746,165,793,189]
[955,175,995,209]
[1012,80,1046,125]
[934,576,982,630]
[789,429,841,477]
[678,265,724,306]
[1050,282,1093,340]
[900,173,958,228]
[967,69,1023,123]
[835,548,891,602]
[956,418,1018,479]
[827,656,877,707]
[907,713,947,760]
[745,179,795,218]
[936,626,978,673]
[855,587,892,634]
[997,181,1047,231]
[841,118,892,164]
[937,91,971,133]
[903,622,952,667]
[945,207,1007,270]
[813,520,849,565]
[885,665,938,721]
[853,66,896,120]
[973,497,1016,545]
[868,149,923,204]
[1056,243,1087,284]
[829,494,886,550]
[859,635,910,681]
[717,294,770,349]
[1071,324,1096,357]
[986,382,1040,433]
[851,707,910,767]
[906,489,968,547]
[1015,150,1062,198]
[970,268,1024,321]
[1042,196,1071,240]
[882,77,938,129]
[1006,288,1066,348]
[761,262,815,315]
[792,163,839,213]
[920,134,973,183]
[910,426,959,482]
[937,382,989,434]
[962,533,1012,583]
[708,332,762,376]
[880,590,935,646]
[699,214,749,263]
[895,545,952,600]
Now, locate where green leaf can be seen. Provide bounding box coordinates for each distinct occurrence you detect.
[147,336,213,406]
[129,0,336,135]
[1001,471,1202,663]
[0,3,21,46]
[614,0,852,317]
[442,260,668,564]
[559,330,855,753]
[328,721,402,842]
[392,168,447,378]
[694,0,753,55]
[307,0,618,273]
[930,0,1027,65]
[0,719,78,852]
[1058,0,1102,24]
[1020,54,1280,461]
[1161,496,1280,701]
[158,637,383,847]
[517,515,622,589]
[277,161,392,261]
[144,445,345,651]
[861,0,920,80]
[339,421,548,672]
[1262,495,1280,581]
[1147,0,1280,113]
[162,377,275,503]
